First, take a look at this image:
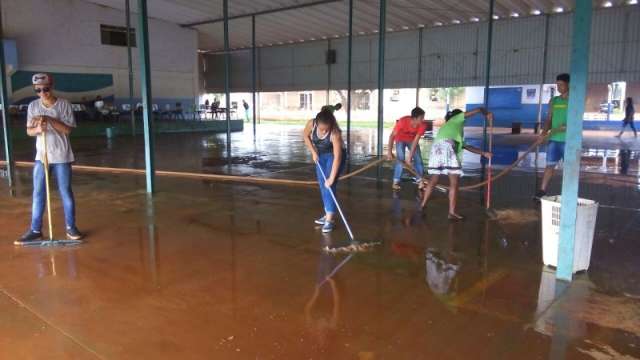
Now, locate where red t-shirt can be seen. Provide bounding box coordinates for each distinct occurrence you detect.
[393,116,426,143]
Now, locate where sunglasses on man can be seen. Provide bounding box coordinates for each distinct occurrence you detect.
[34,87,51,94]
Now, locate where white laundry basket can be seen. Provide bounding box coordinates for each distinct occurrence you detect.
[540,196,598,273]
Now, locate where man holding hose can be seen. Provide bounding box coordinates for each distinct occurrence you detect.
[15,73,83,245]
[535,73,570,199]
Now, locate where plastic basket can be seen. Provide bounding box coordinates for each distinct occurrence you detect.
[540,196,598,273]
[105,127,117,139]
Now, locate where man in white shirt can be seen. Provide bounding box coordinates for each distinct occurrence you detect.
[15,73,84,245]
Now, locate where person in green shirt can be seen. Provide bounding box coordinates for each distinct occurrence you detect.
[421,108,493,220]
[536,73,570,199]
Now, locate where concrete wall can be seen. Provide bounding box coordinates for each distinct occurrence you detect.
[204,5,640,93]
[2,0,200,107]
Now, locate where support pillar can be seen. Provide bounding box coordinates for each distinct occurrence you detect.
[481,0,495,182]
[252,15,257,142]
[536,14,550,134]
[557,1,593,281]
[0,7,14,187]
[376,0,386,156]
[416,27,423,108]
[223,0,231,159]
[137,0,155,193]
[126,0,136,136]
[346,0,353,162]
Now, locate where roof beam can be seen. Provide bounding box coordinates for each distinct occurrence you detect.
[181,0,342,27]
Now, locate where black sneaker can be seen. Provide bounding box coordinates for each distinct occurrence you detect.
[14,230,43,245]
[66,227,84,241]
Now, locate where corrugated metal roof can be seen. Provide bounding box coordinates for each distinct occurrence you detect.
[82,0,637,51]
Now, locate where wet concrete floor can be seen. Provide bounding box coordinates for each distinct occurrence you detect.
[0,125,639,359]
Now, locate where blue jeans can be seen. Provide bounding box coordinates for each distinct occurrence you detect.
[31,161,76,232]
[315,152,344,215]
[393,142,424,183]
[546,140,565,167]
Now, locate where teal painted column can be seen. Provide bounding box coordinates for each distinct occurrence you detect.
[557,2,592,281]
[137,0,155,193]
[251,15,257,142]
[223,0,231,159]
[415,27,423,107]
[0,9,14,187]
[126,0,136,136]
[346,0,353,162]
[481,0,495,183]
[376,0,386,156]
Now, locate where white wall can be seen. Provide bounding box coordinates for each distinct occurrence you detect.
[204,5,640,93]
[2,0,199,101]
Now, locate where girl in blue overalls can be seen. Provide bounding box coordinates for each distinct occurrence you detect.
[303,109,345,233]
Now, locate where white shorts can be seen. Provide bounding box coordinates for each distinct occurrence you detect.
[427,140,464,176]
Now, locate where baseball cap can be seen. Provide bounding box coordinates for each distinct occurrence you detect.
[32,73,53,86]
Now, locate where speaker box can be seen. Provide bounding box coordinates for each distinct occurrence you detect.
[326,49,337,64]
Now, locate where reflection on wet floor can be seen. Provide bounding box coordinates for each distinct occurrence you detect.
[0,125,639,358]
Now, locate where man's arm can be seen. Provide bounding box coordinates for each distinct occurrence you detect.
[26,116,44,137]
[303,119,319,163]
[387,129,397,160]
[42,116,73,135]
[26,105,43,137]
[463,144,492,158]
[41,101,76,135]
[464,107,486,118]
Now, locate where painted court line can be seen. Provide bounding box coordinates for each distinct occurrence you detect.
[0,287,107,360]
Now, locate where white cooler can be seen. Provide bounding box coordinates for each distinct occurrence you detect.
[540,196,598,273]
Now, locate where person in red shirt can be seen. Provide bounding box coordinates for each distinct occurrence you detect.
[387,107,427,191]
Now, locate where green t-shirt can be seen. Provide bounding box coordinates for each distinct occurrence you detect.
[550,96,568,142]
[435,112,465,155]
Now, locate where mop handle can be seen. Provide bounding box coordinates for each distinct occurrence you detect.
[486,126,493,210]
[315,161,355,242]
[42,128,54,241]
[318,254,354,287]
[486,158,492,210]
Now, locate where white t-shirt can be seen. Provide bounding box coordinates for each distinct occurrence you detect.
[27,98,76,164]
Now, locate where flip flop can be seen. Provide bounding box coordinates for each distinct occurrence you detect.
[448,213,465,221]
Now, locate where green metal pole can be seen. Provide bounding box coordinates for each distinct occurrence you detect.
[416,27,423,108]
[327,39,331,105]
[557,1,592,282]
[252,15,257,142]
[126,0,136,136]
[137,0,155,193]
[346,0,353,162]
[534,14,550,191]
[482,0,495,181]
[376,0,386,156]
[223,0,231,159]
[0,11,14,187]
[536,14,550,135]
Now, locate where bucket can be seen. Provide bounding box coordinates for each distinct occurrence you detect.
[105,127,117,139]
[540,196,598,273]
